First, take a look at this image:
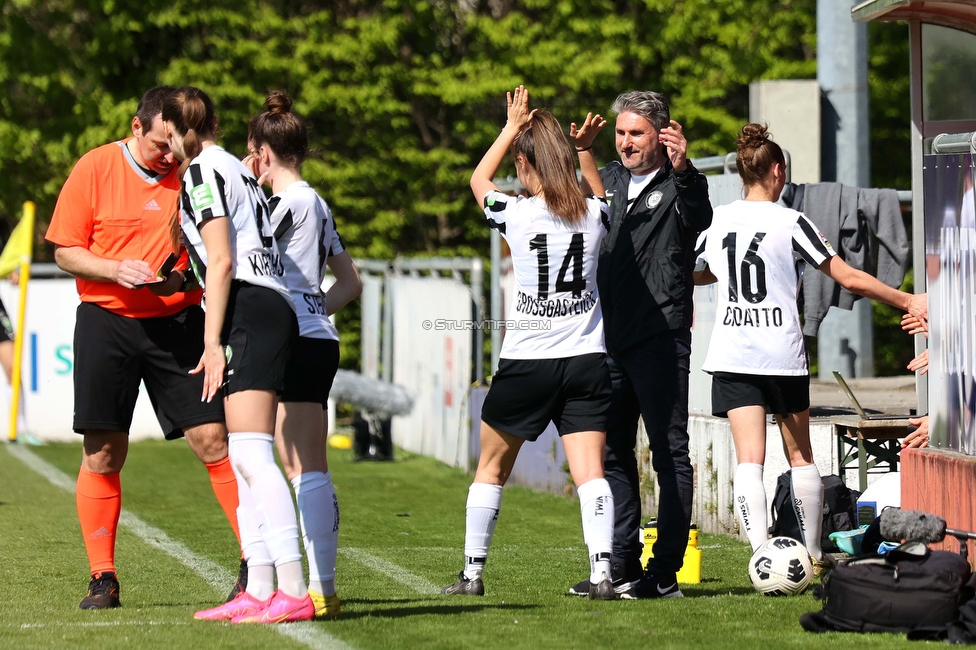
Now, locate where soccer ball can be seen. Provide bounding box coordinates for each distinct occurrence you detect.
[748,536,813,596]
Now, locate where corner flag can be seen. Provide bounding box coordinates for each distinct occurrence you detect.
[0,202,34,278]
[6,202,34,442]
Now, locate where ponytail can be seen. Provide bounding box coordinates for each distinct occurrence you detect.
[513,110,586,225]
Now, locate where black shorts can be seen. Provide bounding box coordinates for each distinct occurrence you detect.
[281,337,339,406]
[481,353,611,441]
[221,281,298,396]
[710,372,810,418]
[73,302,223,439]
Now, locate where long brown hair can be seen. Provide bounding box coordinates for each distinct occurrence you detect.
[735,123,785,191]
[248,90,307,168]
[513,110,586,225]
[162,87,217,250]
[162,86,217,180]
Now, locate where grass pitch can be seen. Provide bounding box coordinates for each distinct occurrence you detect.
[0,439,919,649]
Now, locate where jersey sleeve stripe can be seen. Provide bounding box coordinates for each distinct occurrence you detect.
[273,209,294,241]
[794,216,833,265]
[214,171,230,216]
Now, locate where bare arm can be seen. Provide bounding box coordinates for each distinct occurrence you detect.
[54,245,154,289]
[192,217,233,403]
[818,256,927,320]
[470,85,537,206]
[325,251,362,316]
[570,112,607,198]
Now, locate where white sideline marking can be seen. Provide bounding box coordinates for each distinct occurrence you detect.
[18,621,188,629]
[339,548,440,595]
[6,445,354,650]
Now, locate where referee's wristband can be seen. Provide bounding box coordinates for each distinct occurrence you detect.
[575,146,592,152]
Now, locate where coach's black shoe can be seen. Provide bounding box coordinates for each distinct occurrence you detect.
[569,563,641,599]
[635,572,683,599]
[587,574,616,601]
[225,558,248,602]
[441,571,485,596]
[79,571,121,610]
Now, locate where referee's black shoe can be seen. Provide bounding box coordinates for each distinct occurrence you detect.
[79,571,121,610]
[569,563,641,599]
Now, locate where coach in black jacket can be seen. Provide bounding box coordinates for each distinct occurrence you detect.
[571,91,712,599]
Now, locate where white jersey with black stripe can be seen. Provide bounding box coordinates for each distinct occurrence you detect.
[485,190,610,360]
[695,200,836,376]
[269,181,345,340]
[179,145,290,303]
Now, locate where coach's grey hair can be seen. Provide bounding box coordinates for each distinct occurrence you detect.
[611,91,670,130]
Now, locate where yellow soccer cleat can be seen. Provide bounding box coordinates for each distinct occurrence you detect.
[309,590,341,618]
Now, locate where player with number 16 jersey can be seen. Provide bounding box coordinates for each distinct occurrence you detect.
[695,200,834,376]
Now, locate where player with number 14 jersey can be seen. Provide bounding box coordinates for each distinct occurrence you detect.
[487,191,610,359]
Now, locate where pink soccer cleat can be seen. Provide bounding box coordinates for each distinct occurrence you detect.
[231,590,315,624]
[195,591,267,621]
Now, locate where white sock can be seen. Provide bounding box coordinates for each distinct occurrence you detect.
[577,478,614,583]
[463,483,502,580]
[292,471,339,596]
[229,432,306,598]
[232,460,275,601]
[734,463,768,551]
[791,463,824,560]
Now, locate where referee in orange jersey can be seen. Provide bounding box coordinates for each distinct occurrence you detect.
[46,87,243,610]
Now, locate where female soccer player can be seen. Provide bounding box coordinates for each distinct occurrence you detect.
[694,123,927,568]
[244,91,362,618]
[441,86,617,600]
[161,86,313,623]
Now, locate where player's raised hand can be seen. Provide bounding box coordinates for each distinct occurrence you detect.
[659,120,688,172]
[506,85,537,132]
[570,113,607,151]
[115,259,155,289]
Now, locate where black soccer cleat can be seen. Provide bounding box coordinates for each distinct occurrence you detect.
[587,574,616,600]
[80,571,121,610]
[569,563,641,599]
[226,558,248,602]
[441,571,485,596]
[635,572,683,599]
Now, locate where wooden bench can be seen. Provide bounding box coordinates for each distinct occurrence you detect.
[830,414,913,492]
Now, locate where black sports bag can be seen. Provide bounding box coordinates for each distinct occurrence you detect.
[800,543,972,634]
[768,471,860,553]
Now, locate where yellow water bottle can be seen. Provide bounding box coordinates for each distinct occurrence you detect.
[641,521,702,584]
[677,525,702,584]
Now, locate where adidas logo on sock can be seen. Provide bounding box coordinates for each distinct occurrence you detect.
[87,527,111,540]
[144,199,162,211]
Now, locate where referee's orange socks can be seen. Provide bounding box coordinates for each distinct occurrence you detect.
[205,456,242,545]
[76,468,121,575]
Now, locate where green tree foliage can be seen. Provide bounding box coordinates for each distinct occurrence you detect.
[1,0,819,259]
[1,1,921,374]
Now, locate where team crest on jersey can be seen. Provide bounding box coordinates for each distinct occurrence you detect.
[190,185,215,211]
[646,191,664,209]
